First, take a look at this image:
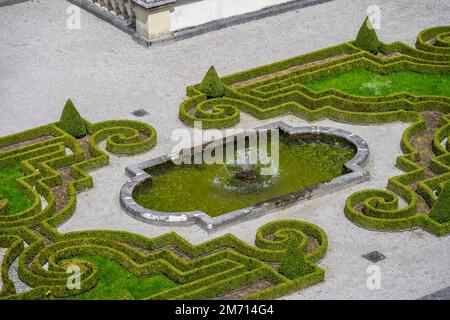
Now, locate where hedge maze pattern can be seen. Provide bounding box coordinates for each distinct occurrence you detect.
[0,115,328,299]
[179,26,450,235]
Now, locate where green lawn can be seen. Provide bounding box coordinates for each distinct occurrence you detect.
[304,68,450,97]
[69,256,177,300]
[0,165,32,215]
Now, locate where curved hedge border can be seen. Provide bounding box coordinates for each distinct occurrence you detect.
[344,113,450,236]
[0,109,328,300]
[0,113,159,299]
[416,26,450,55]
[1,219,327,300]
[179,27,450,129]
[178,26,450,236]
[0,119,156,231]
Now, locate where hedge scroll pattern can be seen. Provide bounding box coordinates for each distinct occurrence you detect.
[345,112,450,235]
[180,28,450,128]
[0,117,327,299]
[179,26,450,235]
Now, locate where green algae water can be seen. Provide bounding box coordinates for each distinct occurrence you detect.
[304,68,450,97]
[133,134,355,217]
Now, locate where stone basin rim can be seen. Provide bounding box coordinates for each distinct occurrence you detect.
[120,121,370,232]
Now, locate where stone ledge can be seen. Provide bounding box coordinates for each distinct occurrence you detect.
[0,0,29,7]
[67,0,135,36]
[120,122,370,232]
[420,286,450,300]
[131,0,175,10]
[70,0,334,47]
[148,0,335,47]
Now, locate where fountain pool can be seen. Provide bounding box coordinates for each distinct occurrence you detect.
[120,123,370,231]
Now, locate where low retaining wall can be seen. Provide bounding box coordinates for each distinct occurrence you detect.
[120,122,370,232]
[69,0,334,46]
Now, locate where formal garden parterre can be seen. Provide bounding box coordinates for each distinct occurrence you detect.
[0,100,327,300]
[0,19,449,300]
[179,22,450,236]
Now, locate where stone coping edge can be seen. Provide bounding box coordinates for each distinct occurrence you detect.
[67,0,334,47]
[0,0,29,7]
[120,122,370,232]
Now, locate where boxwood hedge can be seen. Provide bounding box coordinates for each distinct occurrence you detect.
[0,104,328,300]
[178,24,450,236]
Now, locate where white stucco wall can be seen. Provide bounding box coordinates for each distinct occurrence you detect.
[170,0,295,31]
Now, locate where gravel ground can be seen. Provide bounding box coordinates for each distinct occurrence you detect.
[0,0,449,300]
[0,248,6,290]
[7,257,31,294]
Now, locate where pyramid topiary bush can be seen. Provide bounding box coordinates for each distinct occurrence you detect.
[354,17,383,54]
[57,99,87,138]
[279,237,312,279]
[429,182,450,224]
[199,66,225,98]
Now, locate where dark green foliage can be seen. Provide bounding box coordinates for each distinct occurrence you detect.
[57,99,87,138]
[279,237,311,279]
[354,17,382,53]
[429,182,450,224]
[200,66,225,98]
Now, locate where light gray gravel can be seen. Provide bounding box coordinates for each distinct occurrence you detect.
[0,248,6,290]
[0,0,449,137]
[0,0,449,300]
[7,256,31,294]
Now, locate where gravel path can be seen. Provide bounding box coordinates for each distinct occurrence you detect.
[7,256,31,294]
[0,0,449,300]
[0,248,7,290]
[0,0,449,137]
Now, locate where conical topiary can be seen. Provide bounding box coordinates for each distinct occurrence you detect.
[429,181,450,224]
[354,17,382,53]
[279,237,312,279]
[57,99,87,138]
[199,66,225,98]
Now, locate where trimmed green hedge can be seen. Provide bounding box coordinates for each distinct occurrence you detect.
[344,113,450,236]
[416,26,450,55]
[0,219,327,300]
[354,17,383,53]
[179,25,450,129]
[0,105,328,300]
[199,66,225,98]
[0,106,159,299]
[429,181,450,223]
[57,100,87,139]
[178,25,450,236]
[279,237,312,279]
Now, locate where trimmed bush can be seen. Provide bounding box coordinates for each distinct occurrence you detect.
[354,17,382,53]
[179,29,450,129]
[199,66,225,98]
[0,219,327,300]
[178,24,450,236]
[279,237,311,279]
[57,99,87,138]
[0,115,327,300]
[429,182,450,224]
